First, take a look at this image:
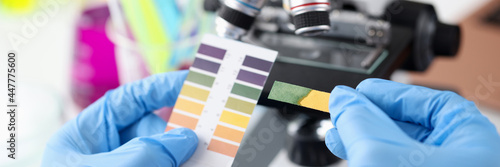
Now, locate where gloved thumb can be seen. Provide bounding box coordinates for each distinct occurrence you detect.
[328,86,412,159]
[325,128,347,159]
[83,128,198,167]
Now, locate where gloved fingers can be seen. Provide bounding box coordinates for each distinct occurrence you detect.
[56,71,188,153]
[329,86,412,153]
[394,120,432,142]
[82,128,198,167]
[356,78,499,146]
[80,70,188,131]
[119,113,167,145]
[325,120,431,160]
[325,128,347,160]
[356,78,475,129]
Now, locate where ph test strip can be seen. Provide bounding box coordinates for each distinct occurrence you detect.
[166,34,278,167]
[268,81,330,113]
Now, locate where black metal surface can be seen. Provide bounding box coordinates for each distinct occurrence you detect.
[387,1,436,71]
[286,117,339,166]
[386,1,461,71]
[253,25,413,119]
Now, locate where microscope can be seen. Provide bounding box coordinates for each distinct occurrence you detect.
[204,0,461,166]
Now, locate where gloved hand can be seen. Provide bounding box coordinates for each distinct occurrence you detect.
[325,79,500,167]
[42,71,198,167]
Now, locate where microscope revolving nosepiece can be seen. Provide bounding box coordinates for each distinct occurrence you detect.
[216,0,267,40]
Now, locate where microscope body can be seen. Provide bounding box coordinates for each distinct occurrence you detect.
[207,0,461,166]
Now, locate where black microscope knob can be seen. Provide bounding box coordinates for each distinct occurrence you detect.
[433,23,461,56]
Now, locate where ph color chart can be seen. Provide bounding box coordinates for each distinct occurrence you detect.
[165,34,278,167]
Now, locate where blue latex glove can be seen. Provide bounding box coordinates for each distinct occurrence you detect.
[326,79,500,167]
[42,71,198,167]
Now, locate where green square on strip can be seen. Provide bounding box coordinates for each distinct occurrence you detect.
[268,81,312,105]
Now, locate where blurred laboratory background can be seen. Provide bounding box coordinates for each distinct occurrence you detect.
[0,0,499,166]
